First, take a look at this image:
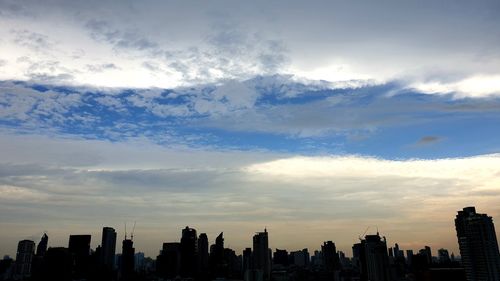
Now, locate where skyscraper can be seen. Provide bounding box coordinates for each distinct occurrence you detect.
[68,235,91,278]
[322,241,339,272]
[252,228,270,281]
[15,239,35,278]
[438,248,451,264]
[211,232,226,278]
[242,247,253,275]
[36,233,48,257]
[121,238,135,280]
[180,226,197,278]
[156,242,181,279]
[197,233,209,278]
[101,227,117,269]
[354,233,391,281]
[455,206,500,281]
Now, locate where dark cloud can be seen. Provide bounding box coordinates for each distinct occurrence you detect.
[86,63,119,72]
[85,19,160,53]
[417,136,442,145]
[22,60,77,83]
[12,29,55,52]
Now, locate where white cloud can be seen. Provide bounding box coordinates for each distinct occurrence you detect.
[409,75,500,98]
[245,155,500,187]
[1,1,498,91]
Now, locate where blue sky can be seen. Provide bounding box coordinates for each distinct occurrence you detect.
[1,0,500,258]
[1,79,499,159]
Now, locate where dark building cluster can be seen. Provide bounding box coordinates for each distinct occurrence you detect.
[1,207,499,281]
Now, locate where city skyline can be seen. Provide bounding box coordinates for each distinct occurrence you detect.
[1,0,500,270]
[1,206,495,259]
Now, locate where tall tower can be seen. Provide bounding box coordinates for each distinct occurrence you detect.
[197,233,209,277]
[36,233,48,257]
[180,226,197,278]
[252,228,270,281]
[455,206,500,281]
[322,241,339,272]
[15,240,35,278]
[211,232,225,277]
[353,233,390,281]
[101,227,117,269]
[121,238,135,280]
[68,235,91,278]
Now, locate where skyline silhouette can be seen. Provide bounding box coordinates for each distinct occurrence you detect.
[2,206,499,280]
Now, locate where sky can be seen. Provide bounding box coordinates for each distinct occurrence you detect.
[1,0,500,258]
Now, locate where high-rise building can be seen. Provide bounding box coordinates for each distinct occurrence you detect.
[438,248,451,264]
[455,206,500,281]
[242,248,253,275]
[36,233,48,257]
[252,228,270,281]
[322,241,340,272]
[210,232,226,277]
[68,235,91,277]
[101,227,117,270]
[291,249,310,267]
[273,249,288,266]
[353,233,391,281]
[393,243,403,258]
[15,239,35,278]
[39,247,72,281]
[180,226,197,278]
[197,233,209,278]
[156,242,181,279]
[31,233,49,279]
[120,238,135,280]
[406,250,414,267]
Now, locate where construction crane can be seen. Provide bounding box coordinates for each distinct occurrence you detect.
[358,225,379,241]
[131,221,136,241]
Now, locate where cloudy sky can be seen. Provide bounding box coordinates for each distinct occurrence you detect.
[1,0,500,258]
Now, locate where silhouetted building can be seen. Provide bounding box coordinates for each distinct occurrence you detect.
[38,247,72,281]
[393,243,404,258]
[120,239,135,280]
[322,241,339,272]
[0,256,14,280]
[253,228,270,281]
[438,248,450,264]
[406,249,414,267]
[36,234,48,257]
[224,248,241,278]
[419,246,432,265]
[210,232,226,278]
[273,249,288,266]
[68,234,91,278]
[101,227,117,270]
[157,242,181,279]
[455,206,500,281]
[243,247,253,278]
[31,234,49,280]
[197,233,209,279]
[354,233,391,281]
[291,248,310,267]
[15,239,35,279]
[134,252,145,271]
[180,226,197,278]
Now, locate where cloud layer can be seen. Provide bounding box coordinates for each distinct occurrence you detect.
[1,134,499,257]
[0,0,499,95]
